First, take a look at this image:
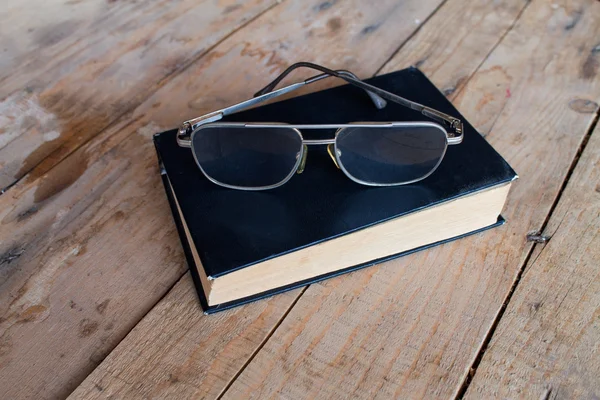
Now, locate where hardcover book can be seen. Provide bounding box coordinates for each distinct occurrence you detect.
[154,67,517,313]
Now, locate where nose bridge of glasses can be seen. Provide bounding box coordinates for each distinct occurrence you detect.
[295,139,340,174]
[296,144,308,174]
[327,143,341,169]
[302,139,336,145]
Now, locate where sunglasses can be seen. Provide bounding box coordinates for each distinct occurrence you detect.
[177,62,464,191]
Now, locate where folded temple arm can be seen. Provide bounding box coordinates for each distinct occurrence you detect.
[255,62,463,138]
[254,62,387,109]
[178,62,463,147]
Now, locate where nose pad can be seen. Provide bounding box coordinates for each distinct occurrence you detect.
[327,143,341,169]
[296,144,308,174]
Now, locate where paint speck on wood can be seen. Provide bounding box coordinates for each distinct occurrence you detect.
[569,98,598,113]
[79,319,99,338]
[327,17,342,31]
[95,300,110,315]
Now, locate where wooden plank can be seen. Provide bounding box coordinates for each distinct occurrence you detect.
[379,0,527,99]
[464,123,600,399]
[77,275,302,400]
[66,0,535,397]
[0,0,446,398]
[0,0,276,191]
[1,0,113,73]
[219,0,600,398]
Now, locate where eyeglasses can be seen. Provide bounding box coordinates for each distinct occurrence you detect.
[177,62,464,191]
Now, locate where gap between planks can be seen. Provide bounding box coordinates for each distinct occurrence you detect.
[372,0,449,77]
[0,0,284,197]
[212,0,544,397]
[442,0,531,139]
[454,107,600,400]
[215,286,309,400]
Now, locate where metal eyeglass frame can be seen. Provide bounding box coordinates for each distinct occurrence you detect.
[177,62,464,190]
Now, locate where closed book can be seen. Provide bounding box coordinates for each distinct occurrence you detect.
[154,67,517,313]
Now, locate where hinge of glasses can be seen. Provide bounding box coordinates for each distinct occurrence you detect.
[446,117,464,144]
[176,123,193,148]
[177,111,223,148]
[421,107,463,142]
[449,117,463,136]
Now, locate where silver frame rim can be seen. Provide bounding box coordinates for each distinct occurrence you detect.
[177,67,464,148]
[190,124,305,191]
[190,121,449,190]
[333,121,449,187]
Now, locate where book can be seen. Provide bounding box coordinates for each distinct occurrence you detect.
[154,67,517,313]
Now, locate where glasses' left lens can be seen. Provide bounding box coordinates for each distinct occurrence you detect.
[191,125,303,189]
[335,124,448,185]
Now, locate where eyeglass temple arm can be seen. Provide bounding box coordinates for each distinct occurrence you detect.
[254,62,387,109]
[341,75,464,138]
[255,62,463,138]
[178,81,306,146]
[178,64,386,146]
[178,62,463,147]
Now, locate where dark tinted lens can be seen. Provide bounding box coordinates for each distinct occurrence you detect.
[191,125,302,188]
[335,124,447,185]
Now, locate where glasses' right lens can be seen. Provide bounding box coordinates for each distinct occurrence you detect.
[191,125,302,189]
[335,124,448,185]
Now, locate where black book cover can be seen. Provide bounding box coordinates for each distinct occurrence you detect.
[154,67,517,313]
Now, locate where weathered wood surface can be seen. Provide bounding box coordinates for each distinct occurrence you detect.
[0,1,280,398]
[0,0,277,191]
[221,0,600,398]
[378,0,527,96]
[0,0,449,398]
[73,276,302,399]
[68,0,556,398]
[2,0,599,398]
[464,123,600,399]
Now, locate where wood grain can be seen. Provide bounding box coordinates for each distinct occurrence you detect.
[0,0,447,398]
[0,0,276,191]
[221,0,600,398]
[66,0,538,397]
[70,275,301,400]
[464,123,600,399]
[379,0,528,99]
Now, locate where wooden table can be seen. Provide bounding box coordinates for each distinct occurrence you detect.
[1,0,599,398]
